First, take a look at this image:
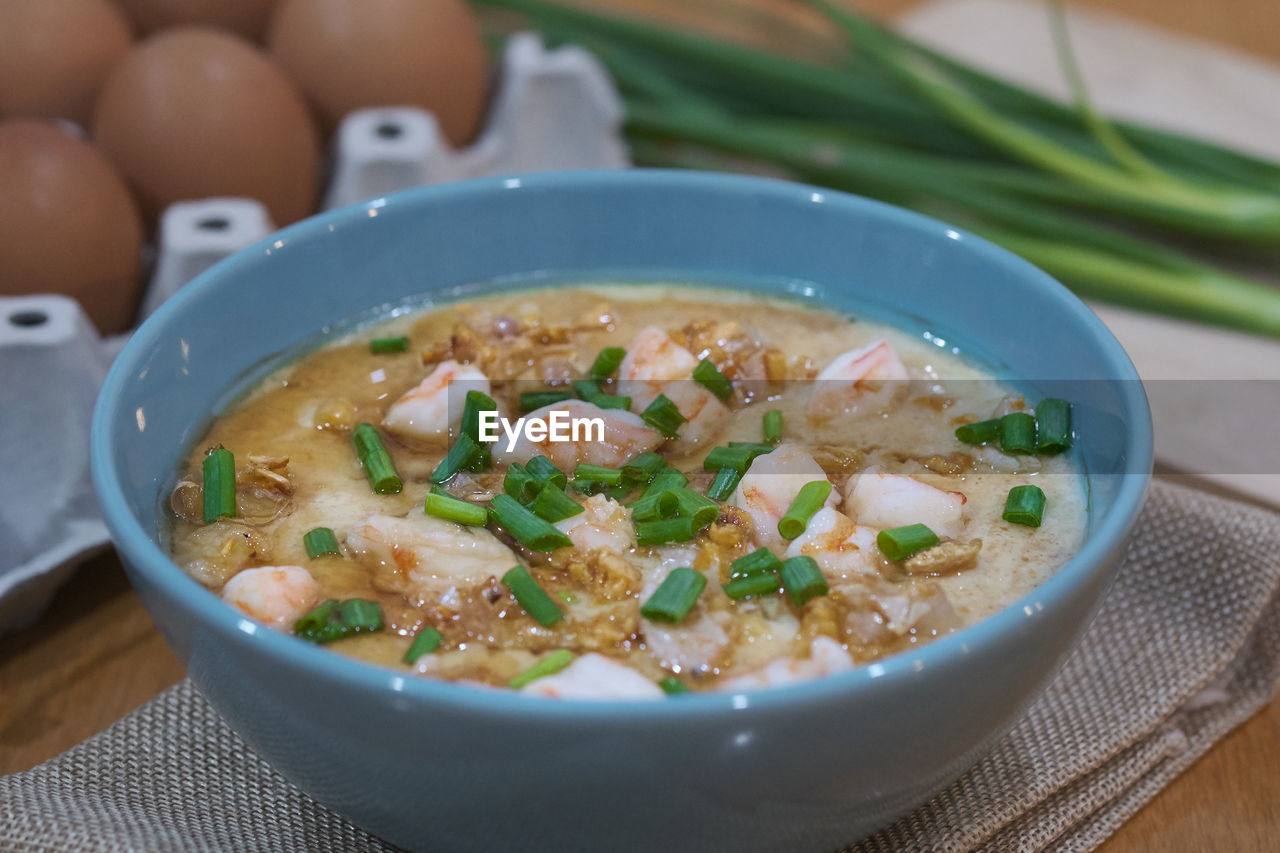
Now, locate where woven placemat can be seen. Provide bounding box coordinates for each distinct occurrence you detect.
[2,479,1278,852]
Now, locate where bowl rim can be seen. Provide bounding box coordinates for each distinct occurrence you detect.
[91,169,1153,720]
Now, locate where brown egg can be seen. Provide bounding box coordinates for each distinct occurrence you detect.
[267,0,490,145]
[0,0,133,126]
[92,27,320,226]
[0,120,144,334]
[113,0,278,41]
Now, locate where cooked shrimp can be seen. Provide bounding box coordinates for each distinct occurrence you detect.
[220,565,319,629]
[520,653,665,699]
[729,443,839,550]
[807,339,909,422]
[382,360,489,440]
[556,494,635,554]
[616,326,731,449]
[495,399,663,469]
[346,513,518,600]
[782,507,880,583]
[717,636,854,691]
[842,469,966,538]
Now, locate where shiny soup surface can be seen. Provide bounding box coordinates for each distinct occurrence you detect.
[169,284,1085,698]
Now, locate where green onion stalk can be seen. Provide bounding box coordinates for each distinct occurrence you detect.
[476,0,1280,338]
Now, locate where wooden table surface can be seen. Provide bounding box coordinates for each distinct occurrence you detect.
[3,1,1278,851]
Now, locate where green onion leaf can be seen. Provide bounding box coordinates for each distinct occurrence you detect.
[460,389,498,444]
[621,452,666,485]
[640,567,707,623]
[572,379,632,411]
[294,598,383,644]
[671,487,720,528]
[588,347,627,380]
[303,527,340,559]
[877,523,940,561]
[1035,398,1073,454]
[658,675,690,695]
[509,649,576,688]
[641,393,687,438]
[352,423,403,494]
[574,463,626,486]
[424,490,488,526]
[723,572,781,599]
[779,555,829,606]
[1004,484,1047,527]
[529,481,585,523]
[692,358,733,400]
[777,480,833,540]
[730,547,783,579]
[503,462,538,503]
[763,409,783,445]
[430,432,486,484]
[525,455,568,490]
[955,418,1001,445]
[489,494,574,551]
[630,489,681,522]
[998,412,1038,455]
[201,447,236,523]
[403,626,442,664]
[520,390,573,412]
[369,336,409,354]
[635,516,698,546]
[706,466,742,502]
[501,565,564,626]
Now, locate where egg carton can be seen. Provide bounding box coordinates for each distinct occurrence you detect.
[0,32,628,635]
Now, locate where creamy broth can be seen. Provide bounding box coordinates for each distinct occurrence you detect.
[170,284,1085,697]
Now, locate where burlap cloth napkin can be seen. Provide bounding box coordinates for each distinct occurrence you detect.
[2,479,1278,852]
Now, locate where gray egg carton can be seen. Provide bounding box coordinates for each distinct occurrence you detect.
[0,32,628,635]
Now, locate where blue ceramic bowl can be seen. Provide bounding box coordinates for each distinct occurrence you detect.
[92,170,1151,852]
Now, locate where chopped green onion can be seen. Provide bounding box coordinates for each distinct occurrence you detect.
[489,494,574,551]
[509,649,576,688]
[621,452,666,484]
[630,489,680,522]
[671,487,720,528]
[641,393,687,438]
[569,478,630,500]
[730,547,783,579]
[998,412,1038,455]
[779,555,829,606]
[706,466,742,502]
[302,527,340,558]
[572,379,632,411]
[642,466,688,496]
[294,598,383,644]
[369,336,409,354]
[723,572,781,599]
[501,565,564,627]
[763,409,783,445]
[525,455,568,490]
[635,516,698,546]
[777,480,833,540]
[574,463,625,486]
[352,423,403,494]
[430,432,486,484]
[955,418,1001,445]
[658,675,690,695]
[1004,484,1047,527]
[460,390,497,443]
[503,462,538,503]
[403,627,442,664]
[588,347,627,380]
[424,490,488,526]
[529,481,585,523]
[201,446,236,523]
[1035,398,1073,454]
[877,523,940,561]
[640,567,706,623]
[692,358,733,400]
[520,390,573,412]
[704,443,773,473]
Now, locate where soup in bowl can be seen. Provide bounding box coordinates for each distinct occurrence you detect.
[92,170,1151,852]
